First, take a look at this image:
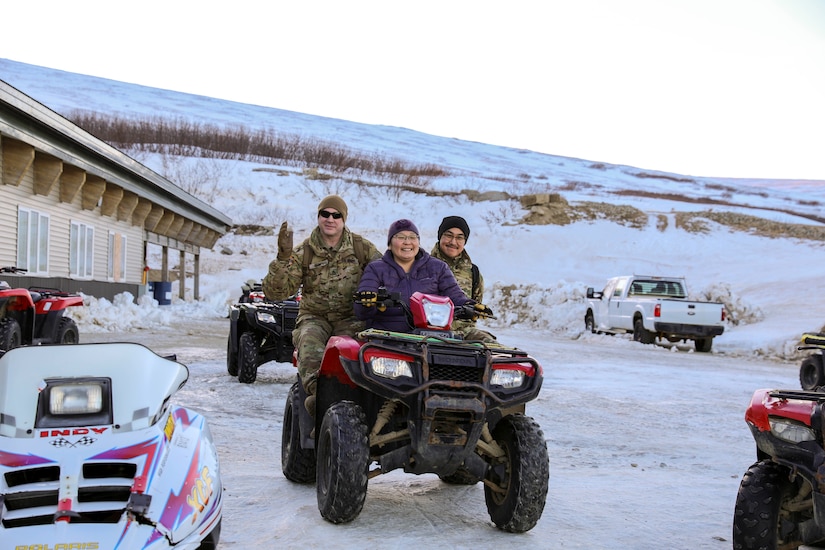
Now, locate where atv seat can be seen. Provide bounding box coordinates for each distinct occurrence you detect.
[28,291,41,303]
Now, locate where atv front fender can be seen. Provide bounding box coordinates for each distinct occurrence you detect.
[318,335,362,388]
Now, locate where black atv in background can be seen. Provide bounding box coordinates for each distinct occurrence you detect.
[798,331,825,390]
[226,281,299,383]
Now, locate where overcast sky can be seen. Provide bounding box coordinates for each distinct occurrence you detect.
[2,0,824,180]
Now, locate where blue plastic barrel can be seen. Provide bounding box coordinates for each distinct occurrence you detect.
[153,281,172,305]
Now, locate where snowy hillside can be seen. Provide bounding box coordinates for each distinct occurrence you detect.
[1,58,824,361]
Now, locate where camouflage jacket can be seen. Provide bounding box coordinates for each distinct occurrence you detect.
[263,227,380,321]
[430,244,484,329]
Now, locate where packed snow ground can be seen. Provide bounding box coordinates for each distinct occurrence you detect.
[83,318,799,549]
[2,59,825,548]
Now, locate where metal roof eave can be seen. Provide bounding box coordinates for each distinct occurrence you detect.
[0,79,232,234]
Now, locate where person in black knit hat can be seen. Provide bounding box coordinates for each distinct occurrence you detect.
[431,215,496,343]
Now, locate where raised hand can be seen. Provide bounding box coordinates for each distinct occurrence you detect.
[277,222,294,260]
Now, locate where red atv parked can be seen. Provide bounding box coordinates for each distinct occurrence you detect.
[733,388,825,548]
[0,267,82,351]
[281,288,549,532]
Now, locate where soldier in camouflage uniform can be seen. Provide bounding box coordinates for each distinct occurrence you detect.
[262,195,380,416]
[430,216,497,343]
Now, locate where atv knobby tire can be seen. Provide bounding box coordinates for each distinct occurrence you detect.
[226,334,239,377]
[316,401,369,524]
[237,331,260,384]
[633,317,655,345]
[0,318,22,351]
[799,355,824,391]
[56,317,79,344]
[484,414,549,533]
[282,382,316,483]
[733,460,809,549]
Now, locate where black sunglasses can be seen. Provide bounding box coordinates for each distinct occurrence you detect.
[318,210,343,219]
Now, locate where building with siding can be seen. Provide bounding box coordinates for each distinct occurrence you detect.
[0,79,231,301]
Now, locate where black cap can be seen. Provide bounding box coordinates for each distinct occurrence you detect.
[438,216,470,242]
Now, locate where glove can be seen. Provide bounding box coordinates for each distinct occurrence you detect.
[354,290,378,307]
[472,303,494,319]
[277,222,293,261]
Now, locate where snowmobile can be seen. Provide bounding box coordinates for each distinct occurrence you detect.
[0,342,223,549]
[281,288,549,532]
[226,286,299,384]
[734,387,825,548]
[0,266,82,351]
[798,331,825,391]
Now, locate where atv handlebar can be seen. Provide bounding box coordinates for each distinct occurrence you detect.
[0,266,27,274]
[454,303,497,321]
[353,287,496,320]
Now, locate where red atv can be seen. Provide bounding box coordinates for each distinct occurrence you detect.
[0,266,82,351]
[281,288,549,532]
[733,388,825,548]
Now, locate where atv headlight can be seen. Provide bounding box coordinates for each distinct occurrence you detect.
[422,299,452,328]
[769,417,816,443]
[491,368,525,389]
[256,311,276,324]
[370,357,413,379]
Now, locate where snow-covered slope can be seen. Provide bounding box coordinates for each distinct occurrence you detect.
[2,58,823,361]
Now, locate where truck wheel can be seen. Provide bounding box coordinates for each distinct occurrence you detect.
[55,317,79,344]
[237,331,260,384]
[0,318,22,351]
[584,311,596,334]
[484,415,549,533]
[226,334,239,376]
[316,401,369,524]
[694,338,713,353]
[733,460,809,549]
[633,317,655,345]
[282,382,316,483]
[799,355,825,391]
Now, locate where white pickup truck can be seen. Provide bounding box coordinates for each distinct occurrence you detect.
[584,275,726,352]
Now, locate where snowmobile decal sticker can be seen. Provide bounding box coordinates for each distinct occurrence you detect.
[146,442,211,546]
[0,449,54,467]
[88,436,163,486]
[38,427,109,446]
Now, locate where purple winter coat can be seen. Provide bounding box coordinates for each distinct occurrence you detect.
[355,249,471,332]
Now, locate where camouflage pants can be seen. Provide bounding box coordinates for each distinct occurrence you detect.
[293,313,365,394]
[457,326,497,343]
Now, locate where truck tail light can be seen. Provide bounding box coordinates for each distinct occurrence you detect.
[654,304,661,318]
[721,308,726,321]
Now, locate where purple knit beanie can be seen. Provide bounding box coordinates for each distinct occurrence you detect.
[387,219,420,245]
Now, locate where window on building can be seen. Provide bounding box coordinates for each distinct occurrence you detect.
[70,221,94,278]
[17,207,50,274]
[108,232,127,282]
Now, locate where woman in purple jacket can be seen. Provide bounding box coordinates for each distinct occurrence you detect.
[354,219,472,332]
